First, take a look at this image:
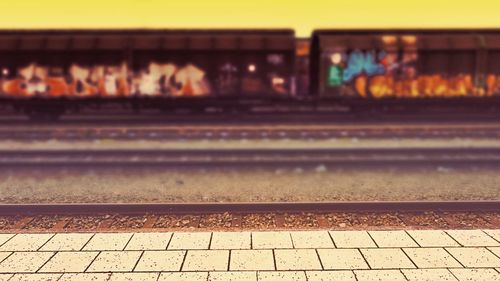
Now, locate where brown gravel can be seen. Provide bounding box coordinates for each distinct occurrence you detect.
[482,212,500,225]
[154,215,202,229]
[440,212,494,229]
[241,213,276,229]
[64,215,110,230]
[0,216,20,230]
[23,216,63,230]
[325,213,358,228]
[109,216,148,229]
[397,212,449,228]
[199,213,233,228]
[355,213,406,228]
[0,211,497,232]
[323,213,406,229]
[283,213,318,228]
[152,215,176,228]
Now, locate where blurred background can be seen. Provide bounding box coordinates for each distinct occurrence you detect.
[0,0,498,206]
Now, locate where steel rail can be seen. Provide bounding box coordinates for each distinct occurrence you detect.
[0,201,497,216]
[2,147,500,156]
[1,147,500,167]
[0,128,499,141]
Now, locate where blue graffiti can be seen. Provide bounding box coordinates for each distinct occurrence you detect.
[343,50,386,82]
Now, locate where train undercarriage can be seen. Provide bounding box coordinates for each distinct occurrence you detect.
[2,96,500,121]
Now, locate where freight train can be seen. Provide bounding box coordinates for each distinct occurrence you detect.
[0,29,499,119]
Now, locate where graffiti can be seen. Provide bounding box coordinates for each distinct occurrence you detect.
[328,47,495,98]
[342,50,386,83]
[2,64,49,97]
[486,74,500,96]
[172,64,211,97]
[0,62,211,98]
[0,59,289,97]
[368,74,488,98]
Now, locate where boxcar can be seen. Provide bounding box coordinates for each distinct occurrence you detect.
[0,29,296,118]
[309,29,500,112]
[3,28,500,119]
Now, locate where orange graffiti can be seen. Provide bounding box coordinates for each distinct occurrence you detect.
[366,74,496,98]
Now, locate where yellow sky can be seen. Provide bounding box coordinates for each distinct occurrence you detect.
[0,0,498,37]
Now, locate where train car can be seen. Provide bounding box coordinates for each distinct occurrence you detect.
[3,28,500,119]
[310,29,500,113]
[0,29,296,119]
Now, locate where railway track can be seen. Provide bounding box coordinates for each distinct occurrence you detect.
[2,147,500,167]
[0,201,498,232]
[1,126,500,140]
[1,201,498,216]
[2,120,500,141]
[1,110,500,125]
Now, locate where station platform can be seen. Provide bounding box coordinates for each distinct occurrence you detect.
[0,229,498,280]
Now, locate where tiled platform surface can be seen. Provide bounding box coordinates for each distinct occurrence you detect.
[0,230,498,280]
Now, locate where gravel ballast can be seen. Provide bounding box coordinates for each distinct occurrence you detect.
[0,166,498,203]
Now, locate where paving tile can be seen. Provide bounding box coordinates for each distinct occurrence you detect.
[9,274,62,281]
[0,274,11,281]
[124,232,172,250]
[159,272,209,281]
[446,247,500,268]
[209,271,257,281]
[108,272,159,281]
[484,229,500,242]
[306,271,356,281]
[317,249,369,269]
[59,273,112,281]
[133,250,185,271]
[230,250,274,271]
[0,233,54,251]
[368,231,418,247]
[354,270,408,281]
[257,271,307,281]
[182,250,229,271]
[86,251,142,272]
[402,269,458,281]
[82,233,133,251]
[403,248,462,268]
[168,232,211,250]
[39,251,99,273]
[252,232,292,249]
[0,252,11,263]
[360,248,416,269]
[446,230,499,247]
[329,231,377,248]
[40,233,94,251]
[0,235,13,247]
[290,231,334,248]
[407,230,460,247]
[450,268,500,281]
[0,251,55,273]
[274,249,322,270]
[489,247,500,257]
[210,232,251,249]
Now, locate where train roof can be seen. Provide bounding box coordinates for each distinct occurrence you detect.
[0,29,296,51]
[0,28,294,35]
[311,29,500,50]
[312,28,500,35]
